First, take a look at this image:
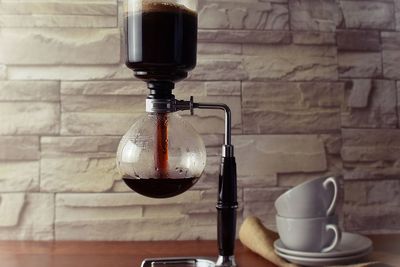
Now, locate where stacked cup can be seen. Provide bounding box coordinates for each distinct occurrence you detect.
[275,176,341,253]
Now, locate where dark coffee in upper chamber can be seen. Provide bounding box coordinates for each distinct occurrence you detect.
[125,2,198,83]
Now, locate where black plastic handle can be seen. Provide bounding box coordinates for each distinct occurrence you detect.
[217,156,238,256]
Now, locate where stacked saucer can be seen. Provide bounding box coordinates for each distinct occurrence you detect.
[274,232,373,266]
[274,176,373,266]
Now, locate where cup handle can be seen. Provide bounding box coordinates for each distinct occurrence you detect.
[323,177,338,216]
[321,224,341,253]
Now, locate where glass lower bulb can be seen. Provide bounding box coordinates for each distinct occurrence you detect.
[116,112,206,198]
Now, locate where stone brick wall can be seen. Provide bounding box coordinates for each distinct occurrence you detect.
[0,0,399,240]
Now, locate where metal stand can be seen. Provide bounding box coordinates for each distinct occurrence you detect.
[146,96,238,267]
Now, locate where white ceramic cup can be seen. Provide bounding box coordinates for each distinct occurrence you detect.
[275,176,338,218]
[276,215,341,253]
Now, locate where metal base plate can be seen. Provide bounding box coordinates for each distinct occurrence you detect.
[141,256,237,267]
[141,257,215,267]
[141,257,216,267]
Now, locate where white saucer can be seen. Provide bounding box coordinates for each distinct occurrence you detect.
[274,232,373,258]
[275,248,372,267]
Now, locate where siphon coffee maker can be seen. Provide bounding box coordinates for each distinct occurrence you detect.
[117,0,238,266]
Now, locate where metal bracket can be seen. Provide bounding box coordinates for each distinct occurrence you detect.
[146,96,233,156]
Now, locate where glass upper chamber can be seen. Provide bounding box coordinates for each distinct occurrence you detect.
[116,113,206,198]
[124,0,198,83]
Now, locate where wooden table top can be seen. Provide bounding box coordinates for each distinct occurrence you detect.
[0,235,398,267]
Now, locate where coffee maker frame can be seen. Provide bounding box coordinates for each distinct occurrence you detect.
[142,96,238,267]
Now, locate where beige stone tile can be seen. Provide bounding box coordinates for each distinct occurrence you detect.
[277,131,343,178]
[337,30,380,51]
[142,205,183,218]
[242,45,337,81]
[0,14,117,27]
[57,191,202,207]
[189,57,248,80]
[0,81,59,101]
[0,28,120,65]
[342,129,400,179]
[346,79,372,108]
[278,173,323,187]
[198,1,288,30]
[0,65,6,80]
[0,162,39,192]
[238,175,277,189]
[55,216,187,240]
[277,161,342,187]
[292,32,336,45]
[344,205,400,233]
[0,102,60,135]
[61,95,144,113]
[41,136,120,156]
[344,181,368,204]
[338,52,382,78]
[40,157,120,192]
[317,134,343,155]
[383,50,400,79]
[173,81,207,97]
[344,163,400,181]
[61,81,146,96]
[382,33,400,78]
[398,85,400,127]
[205,81,241,96]
[0,1,117,16]
[233,135,327,184]
[0,136,39,160]
[244,187,287,203]
[61,112,143,136]
[0,193,25,227]
[342,80,397,128]
[8,65,134,81]
[55,191,218,240]
[344,180,400,232]
[198,29,291,44]
[342,129,400,161]
[198,43,242,55]
[0,193,54,240]
[184,214,216,228]
[381,32,400,50]
[242,81,344,134]
[396,0,400,31]
[340,0,395,30]
[289,0,341,32]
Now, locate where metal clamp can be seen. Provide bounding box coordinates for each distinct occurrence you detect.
[146,96,194,114]
[146,96,233,156]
